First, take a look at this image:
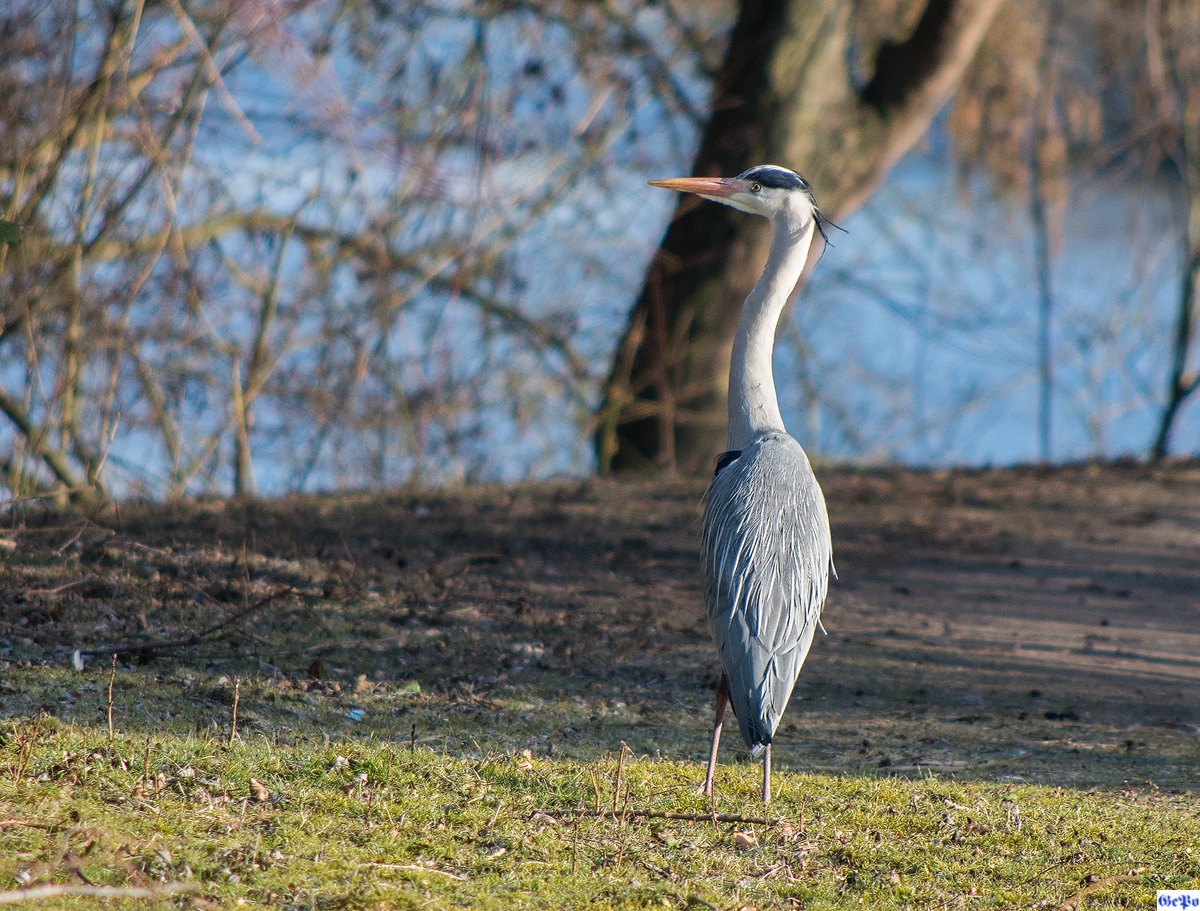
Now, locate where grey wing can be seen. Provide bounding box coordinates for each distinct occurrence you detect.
[701,433,832,754]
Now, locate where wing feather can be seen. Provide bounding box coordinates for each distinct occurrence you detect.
[701,432,832,754]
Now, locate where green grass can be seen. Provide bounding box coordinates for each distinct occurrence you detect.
[2,717,1197,910]
[2,473,1199,907]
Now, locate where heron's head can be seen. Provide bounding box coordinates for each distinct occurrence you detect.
[648,165,834,244]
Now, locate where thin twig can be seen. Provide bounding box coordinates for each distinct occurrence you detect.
[570,808,772,826]
[228,677,241,747]
[1023,855,1079,886]
[639,856,672,879]
[51,524,90,556]
[85,587,294,658]
[24,577,103,597]
[571,813,580,875]
[162,0,260,144]
[432,551,514,572]
[613,743,627,815]
[968,750,1030,771]
[1057,874,1137,911]
[485,800,504,831]
[0,882,199,905]
[106,654,116,740]
[362,863,467,881]
[12,716,43,781]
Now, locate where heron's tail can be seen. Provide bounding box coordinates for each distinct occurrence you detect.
[749,741,769,759]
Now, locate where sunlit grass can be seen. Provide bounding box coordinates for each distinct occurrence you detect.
[3,472,1199,907]
[2,716,1197,910]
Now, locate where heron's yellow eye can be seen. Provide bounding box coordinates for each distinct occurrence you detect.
[751,183,762,193]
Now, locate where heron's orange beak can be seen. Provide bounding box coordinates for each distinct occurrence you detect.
[647,176,741,198]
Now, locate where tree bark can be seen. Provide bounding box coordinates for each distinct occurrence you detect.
[596,0,1003,475]
[1151,1,1200,459]
[1152,239,1200,459]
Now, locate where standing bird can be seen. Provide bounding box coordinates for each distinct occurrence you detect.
[648,165,834,806]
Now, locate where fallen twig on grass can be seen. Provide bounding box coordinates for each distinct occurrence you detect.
[572,808,773,826]
[968,750,1030,771]
[24,577,104,597]
[0,882,199,905]
[84,587,295,658]
[106,653,116,739]
[228,677,241,746]
[1057,874,1137,911]
[613,744,627,814]
[362,863,469,881]
[1022,853,1087,887]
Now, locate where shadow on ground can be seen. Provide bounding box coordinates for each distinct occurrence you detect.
[3,463,1198,792]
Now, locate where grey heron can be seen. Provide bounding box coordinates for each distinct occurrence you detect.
[649,165,834,806]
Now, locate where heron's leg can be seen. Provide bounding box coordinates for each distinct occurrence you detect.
[762,743,772,806]
[702,674,729,797]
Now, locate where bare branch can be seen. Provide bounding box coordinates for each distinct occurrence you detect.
[842,0,1005,216]
[0,384,91,501]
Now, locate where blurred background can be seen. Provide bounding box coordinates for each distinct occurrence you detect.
[0,0,1196,501]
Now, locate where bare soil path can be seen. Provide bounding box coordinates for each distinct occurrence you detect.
[2,462,1198,792]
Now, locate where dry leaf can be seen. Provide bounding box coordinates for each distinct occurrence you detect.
[890,870,902,885]
[733,831,757,849]
[531,812,559,826]
[520,748,533,760]
[249,778,269,802]
[486,846,506,860]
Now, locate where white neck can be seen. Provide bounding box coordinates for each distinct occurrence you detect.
[726,215,816,450]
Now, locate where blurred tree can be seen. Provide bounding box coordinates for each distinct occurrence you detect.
[1149,0,1200,458]
[1,0,680,501]
[949,0,1200,457]
[3,0,1195,504]
[595,0,1004,474]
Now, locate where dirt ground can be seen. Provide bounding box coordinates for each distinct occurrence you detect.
[822,462,1200,722]
[2,461,1198,792]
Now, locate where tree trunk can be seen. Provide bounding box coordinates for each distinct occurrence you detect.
[596,0,1002,475]
[1151,8,1200,460]
[1151,239,1200,459]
